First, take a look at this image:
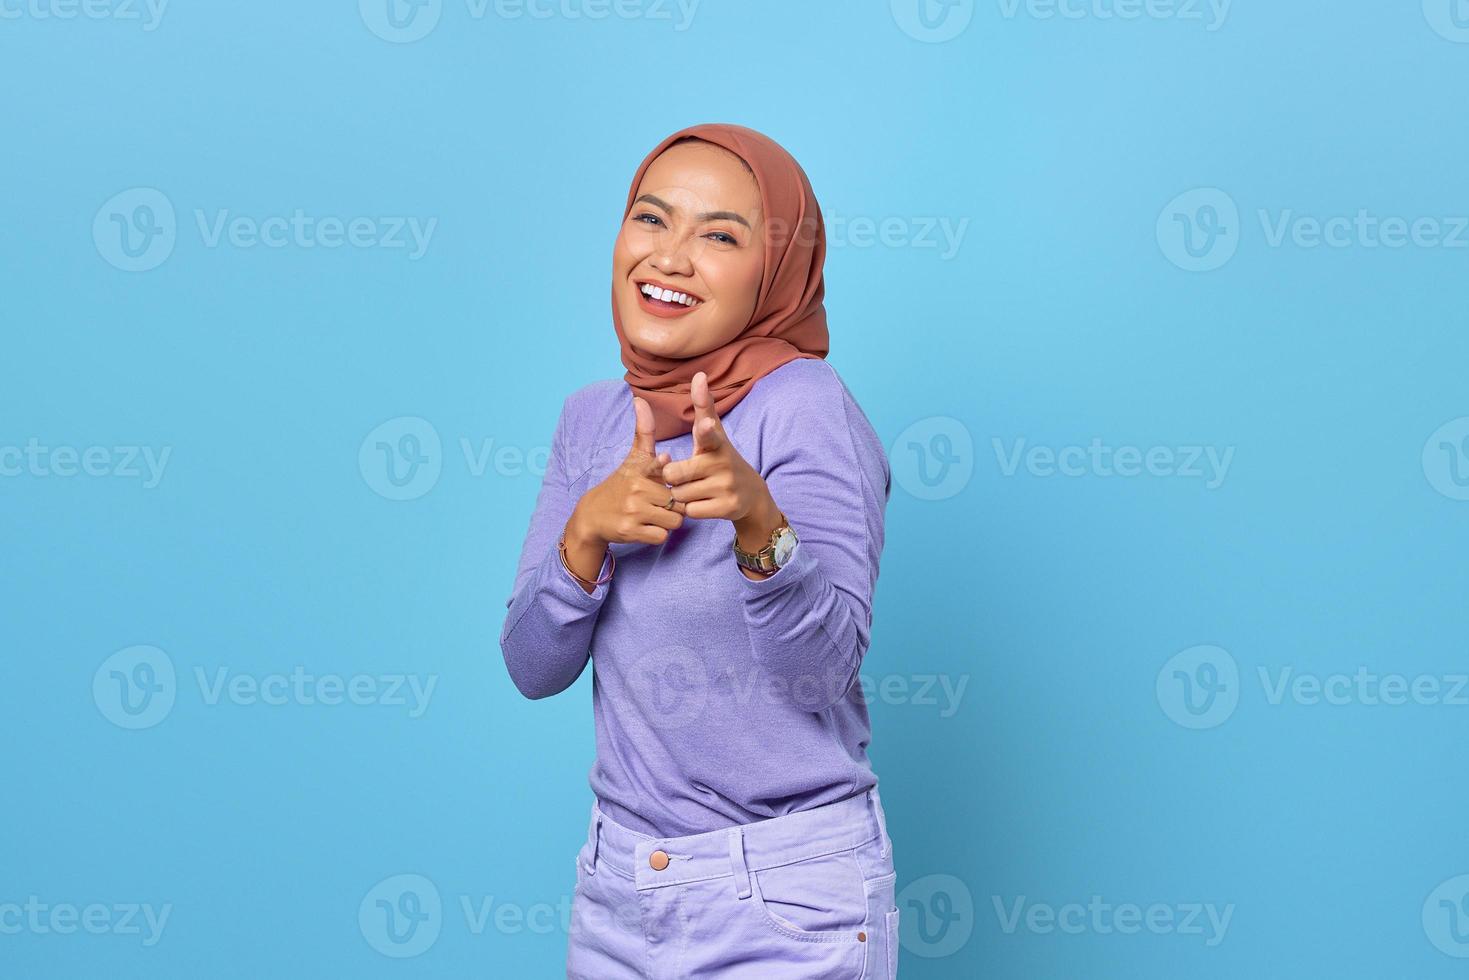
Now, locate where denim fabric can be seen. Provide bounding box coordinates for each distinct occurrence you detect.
[568,787,900,979]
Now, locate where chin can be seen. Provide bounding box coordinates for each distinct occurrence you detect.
[626,325,694,359]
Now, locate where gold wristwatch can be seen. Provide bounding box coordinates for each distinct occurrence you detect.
[732,511,798,573]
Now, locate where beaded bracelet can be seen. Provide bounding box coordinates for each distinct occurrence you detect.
[558,528,615,588]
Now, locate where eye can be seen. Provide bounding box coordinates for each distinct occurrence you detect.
[632,212,665,227]
[705,230,738,245]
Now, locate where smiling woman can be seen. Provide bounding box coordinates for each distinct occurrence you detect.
[498,123,899,979]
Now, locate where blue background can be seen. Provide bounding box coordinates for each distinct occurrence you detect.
[4,0,1468,976]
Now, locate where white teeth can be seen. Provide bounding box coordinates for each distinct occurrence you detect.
[641,283,699,307]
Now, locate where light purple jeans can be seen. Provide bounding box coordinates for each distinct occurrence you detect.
[567,787,899,979]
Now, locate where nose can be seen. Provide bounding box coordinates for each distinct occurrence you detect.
[650,227,703,274]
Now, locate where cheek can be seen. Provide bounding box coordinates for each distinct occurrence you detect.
[709,255,763,319]
[613,224,650,270]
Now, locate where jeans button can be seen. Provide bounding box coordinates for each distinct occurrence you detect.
[649,850,669,871]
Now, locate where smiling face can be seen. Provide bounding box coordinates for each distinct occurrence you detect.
[613,139,765,360]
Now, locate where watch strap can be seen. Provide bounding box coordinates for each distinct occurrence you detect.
[732,512,791,572]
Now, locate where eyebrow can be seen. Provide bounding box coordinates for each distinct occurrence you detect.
[633,194,751,230]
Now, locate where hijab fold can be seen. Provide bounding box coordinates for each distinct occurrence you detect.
[612,123,830,441]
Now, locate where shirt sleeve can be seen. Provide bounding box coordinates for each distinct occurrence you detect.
[499,393,612,700]
[724,370,891,712]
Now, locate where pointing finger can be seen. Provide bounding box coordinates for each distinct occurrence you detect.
[690,372,726,455]
[630,395,657,458]
[693,415,724,454]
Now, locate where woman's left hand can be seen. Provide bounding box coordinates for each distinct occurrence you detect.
[662,372,783,550]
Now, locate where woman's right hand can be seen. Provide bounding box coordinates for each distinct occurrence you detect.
[562,396,684,587]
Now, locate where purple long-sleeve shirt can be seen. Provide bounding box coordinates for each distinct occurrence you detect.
[499,357,890,838]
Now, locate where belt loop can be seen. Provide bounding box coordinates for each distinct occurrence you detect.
[587,811,603,875]
[727,828,752,900]
[868,787,891,858]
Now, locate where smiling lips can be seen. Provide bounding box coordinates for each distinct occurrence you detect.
[635,279,703,318]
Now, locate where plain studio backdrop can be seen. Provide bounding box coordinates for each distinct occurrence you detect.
[3,1,1467,977]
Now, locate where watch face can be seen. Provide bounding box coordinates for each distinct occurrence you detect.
[772,528,797,567]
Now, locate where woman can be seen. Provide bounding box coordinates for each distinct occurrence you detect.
[500,122,897,979]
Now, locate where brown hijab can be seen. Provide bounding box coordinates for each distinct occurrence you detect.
[612,123,830,442]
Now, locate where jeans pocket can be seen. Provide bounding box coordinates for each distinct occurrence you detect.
[573,841,591,894]
[749,848,869,943]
